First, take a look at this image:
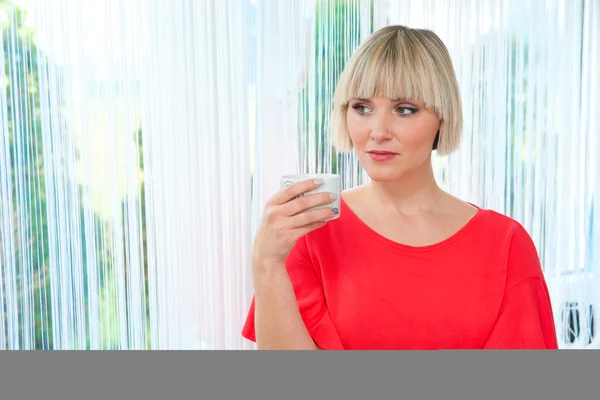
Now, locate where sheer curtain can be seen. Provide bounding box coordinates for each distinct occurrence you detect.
[1,0,598,350]
[1,0,253,350]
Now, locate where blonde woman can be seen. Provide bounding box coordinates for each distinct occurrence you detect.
[243,25,558,350]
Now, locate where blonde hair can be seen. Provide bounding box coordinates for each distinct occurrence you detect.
[331,25,462,156]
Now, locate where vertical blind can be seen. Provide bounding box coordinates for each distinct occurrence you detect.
[1,0,598,349]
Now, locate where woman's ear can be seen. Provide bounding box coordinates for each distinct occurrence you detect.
[432,131,440,150]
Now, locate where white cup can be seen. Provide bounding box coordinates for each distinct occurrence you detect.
[280,173,341,220]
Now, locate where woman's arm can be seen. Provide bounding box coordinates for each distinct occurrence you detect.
[482,274,558,349]
[253,262,319,350]
[483,221,558,349]
[247,178,336,350]
[243,237,344,350]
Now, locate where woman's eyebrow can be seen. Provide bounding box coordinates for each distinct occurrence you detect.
[351,97,413,102]
[349,97,420,106]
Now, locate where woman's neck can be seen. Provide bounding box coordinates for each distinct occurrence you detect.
[365,157,445,216]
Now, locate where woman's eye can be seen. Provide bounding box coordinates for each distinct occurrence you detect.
[352,104,371,115]
[396,106,418,116]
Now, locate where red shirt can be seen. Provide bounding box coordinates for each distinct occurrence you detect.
[242,197,559,349]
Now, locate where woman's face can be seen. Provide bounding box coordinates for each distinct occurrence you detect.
[346,96,441,182]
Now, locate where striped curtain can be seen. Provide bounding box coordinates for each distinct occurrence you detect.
[1,0,253,350]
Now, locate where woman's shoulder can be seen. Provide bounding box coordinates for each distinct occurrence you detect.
[475,206,534,241]
[472,207,543,284]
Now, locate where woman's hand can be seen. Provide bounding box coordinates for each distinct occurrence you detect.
[251,178,337,269]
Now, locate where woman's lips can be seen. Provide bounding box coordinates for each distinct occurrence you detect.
[367,151,398,162]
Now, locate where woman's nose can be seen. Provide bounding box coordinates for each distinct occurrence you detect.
[369,113,393,142]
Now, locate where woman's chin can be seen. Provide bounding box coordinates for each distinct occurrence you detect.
[363,168,406,183]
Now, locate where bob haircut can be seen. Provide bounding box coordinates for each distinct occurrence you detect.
[331,25,462,156]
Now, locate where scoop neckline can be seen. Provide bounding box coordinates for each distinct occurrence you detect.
[340,194,486,253]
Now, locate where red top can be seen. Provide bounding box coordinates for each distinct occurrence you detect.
[242,197,559,349]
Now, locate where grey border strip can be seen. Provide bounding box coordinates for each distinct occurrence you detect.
[0,351,598,400]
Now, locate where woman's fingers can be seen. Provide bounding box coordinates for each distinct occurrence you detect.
[252,180,337,267]
[287,206,335,229]
[281,191,337,216]
[268,178,323,206]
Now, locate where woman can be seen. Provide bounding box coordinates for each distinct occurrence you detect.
[242,25,558,350]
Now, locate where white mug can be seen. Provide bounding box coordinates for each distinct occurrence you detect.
[280,173,341,220]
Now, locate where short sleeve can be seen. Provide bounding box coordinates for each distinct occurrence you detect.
[483,223,558,349]
[483,275,558,349]
[242,236,344,350]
